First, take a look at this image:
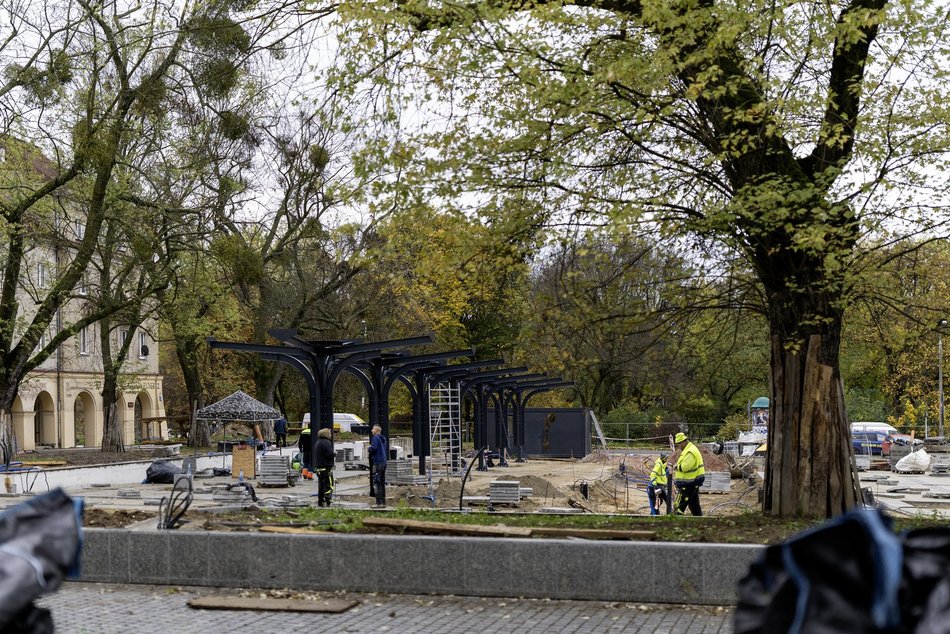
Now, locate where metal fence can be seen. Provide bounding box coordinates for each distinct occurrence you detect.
[597,420,729,448]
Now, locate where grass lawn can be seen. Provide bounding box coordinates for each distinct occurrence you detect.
[232,506,949,545]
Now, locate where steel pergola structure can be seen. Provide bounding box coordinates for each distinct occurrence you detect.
[209,329,575,472]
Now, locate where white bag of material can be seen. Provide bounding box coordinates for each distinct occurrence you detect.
[895,448,931,473]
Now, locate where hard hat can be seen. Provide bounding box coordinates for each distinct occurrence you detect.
[660,452,668,461]
[674,432,687,443]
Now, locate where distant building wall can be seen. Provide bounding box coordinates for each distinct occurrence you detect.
[3,139,166,451]
[14,370,165,450]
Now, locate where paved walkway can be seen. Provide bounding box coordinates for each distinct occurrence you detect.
[39,582,734,633]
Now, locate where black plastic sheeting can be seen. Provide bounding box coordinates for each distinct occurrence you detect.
[145,460,183,484]
[0,488,83,633]
[736,508,950,634]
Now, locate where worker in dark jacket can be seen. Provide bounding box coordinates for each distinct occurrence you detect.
[298,427,312,470]
[315,427,335,507]
[368,425,388,507]
[274,417,288,448]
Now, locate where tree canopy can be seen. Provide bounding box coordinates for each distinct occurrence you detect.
[323,0,950,517]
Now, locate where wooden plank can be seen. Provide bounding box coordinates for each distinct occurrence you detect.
[188,596,357,613]
[529,527,656,540]
[361,516,532,537]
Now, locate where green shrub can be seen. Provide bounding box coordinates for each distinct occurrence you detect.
[715,412,748,442]
[600,404,655,442]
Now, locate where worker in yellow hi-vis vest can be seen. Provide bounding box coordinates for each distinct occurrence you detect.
[673,432,705,516]
[647,453,670,515]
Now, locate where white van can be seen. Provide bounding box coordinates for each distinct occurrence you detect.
[850,422,899,435]
[301,412,366,433]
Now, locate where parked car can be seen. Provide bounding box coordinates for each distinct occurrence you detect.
[850,421,899,435]
[852,430,890,456]
[889,433,922,446]
[301,412,366,433]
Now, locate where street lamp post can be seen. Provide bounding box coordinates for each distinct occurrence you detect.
[939,319,947,438]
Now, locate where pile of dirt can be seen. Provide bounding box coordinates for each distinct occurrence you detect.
[392,484,445,507]
[516,475,567,501]
[621,447,731,475]
[697,446,730,472]
[435,478,463,502]
[580,450,611,463]
[84,509,154,528]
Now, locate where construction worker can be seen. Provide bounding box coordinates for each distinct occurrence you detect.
[273,416,288,448]
[647,453,670,515]
[315,427,335,507]
[368,424,388,507]
[673,432,705,515]
[298,426,312,470]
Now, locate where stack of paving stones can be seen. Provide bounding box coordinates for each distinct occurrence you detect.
[263,494,310,509]
[489,480,521,505]
[211,485,251,503]
[335,447,355,462]
[390,459,426,485]
[116,489,141,499]
[931,455,950,475]
[258,455,291,487]
[703,472,732,493]
[925,438,950,475]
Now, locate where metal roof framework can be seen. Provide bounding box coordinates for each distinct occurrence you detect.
[209,330,433,467]
[208,329,575,471]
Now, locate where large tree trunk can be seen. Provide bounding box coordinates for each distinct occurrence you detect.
[190,398,211,448]
[176,343,210,448]
[0,374,20,464]
[764,323,861,517]
[0,407,15,466]
[736,175,862,519]
[100,399,125,453]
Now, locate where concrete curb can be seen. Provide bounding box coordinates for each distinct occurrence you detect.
[80,528,763,605]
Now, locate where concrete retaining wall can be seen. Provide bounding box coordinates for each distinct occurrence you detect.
[10,447,303,490]
[11,454,233,490]
[80,529,764,605]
